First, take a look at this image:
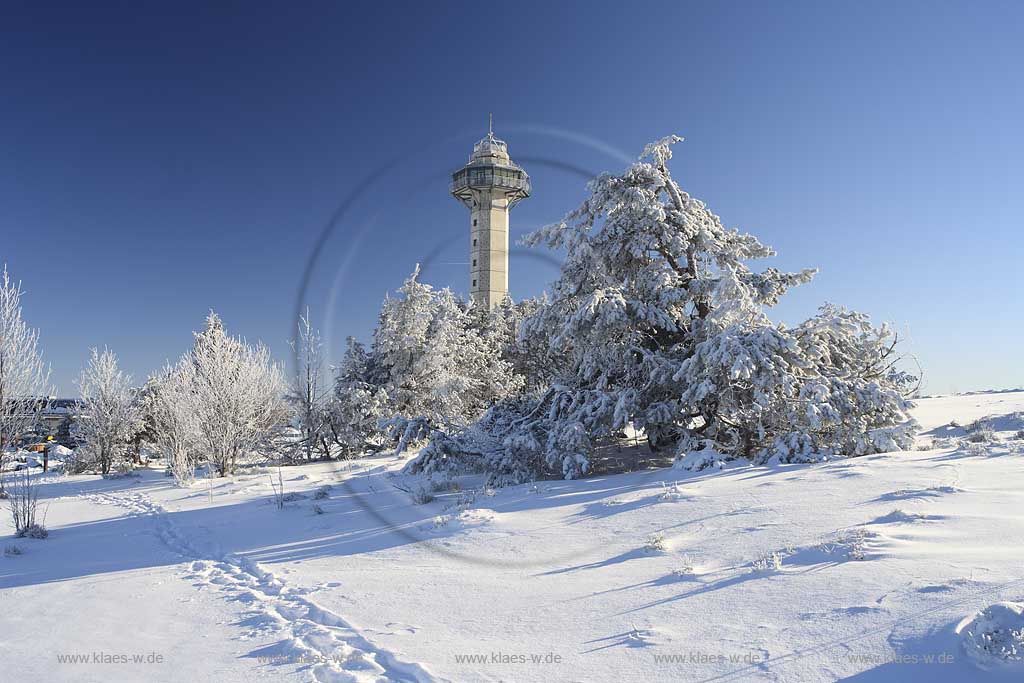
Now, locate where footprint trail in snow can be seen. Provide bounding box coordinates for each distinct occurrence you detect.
[83,490,438,683]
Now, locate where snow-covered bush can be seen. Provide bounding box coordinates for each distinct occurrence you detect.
[72,348,142,475]
[407,136,917,483]
[4,543,23,556]
[18,523,48,539]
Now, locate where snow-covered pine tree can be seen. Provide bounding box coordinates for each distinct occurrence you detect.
[329,337,390,458]
[408,136,917,483]
[370,268,523,428]
[0,266,51,491]
[371,267,437,420]
[72,348,142,474]
[413,290,523,426]
[336,268,528,459]
[497,295,566,393]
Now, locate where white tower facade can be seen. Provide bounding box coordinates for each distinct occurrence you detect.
[451,121,530,309]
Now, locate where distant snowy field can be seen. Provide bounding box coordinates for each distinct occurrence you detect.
[3,391,1023,682]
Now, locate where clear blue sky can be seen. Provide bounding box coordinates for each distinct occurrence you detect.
[1,1,1021,396]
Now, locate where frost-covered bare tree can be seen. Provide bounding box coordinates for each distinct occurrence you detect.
[407,136,917,483]
[147,361,200,485]
[73,348,142,475]
[287,309,331,461]
[0,266,50,492]
[189,312,289,476]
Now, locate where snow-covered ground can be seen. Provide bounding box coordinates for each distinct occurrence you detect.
[3,391,1023,682]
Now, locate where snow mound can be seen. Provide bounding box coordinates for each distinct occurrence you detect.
[674,447,732,472]
[957,601,1024,670]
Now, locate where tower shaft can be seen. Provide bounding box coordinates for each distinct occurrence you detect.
[469,190,510,309]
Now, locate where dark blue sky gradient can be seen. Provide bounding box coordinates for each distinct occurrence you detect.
[1,1,1021,394]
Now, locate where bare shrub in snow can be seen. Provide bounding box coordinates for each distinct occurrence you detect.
[965,420,995,443]
[672,554,696,577]
[312,503,324,515]
[392,481,434,505]
[73,348,142,475]
[409,486,434,505]
[428,475,460,493]
[8,471,45,538]
[823,528,874,561]
[4,543,23,557]
[313,485,331,500]
[19,523,48,539]
[751,551,783,572]
[644,532,668,553]
[269,467,287,509]
[0,266,51,493]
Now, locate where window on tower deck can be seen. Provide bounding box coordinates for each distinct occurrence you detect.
[472,259,476,267]
[473,238,477,246]
[472,279,477,287]
[473,219,477,226]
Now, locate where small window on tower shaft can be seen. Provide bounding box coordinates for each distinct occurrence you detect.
[472,259,476,266]
[472,279,477,287]
[473,239,477,246]
[473,219,477,227]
